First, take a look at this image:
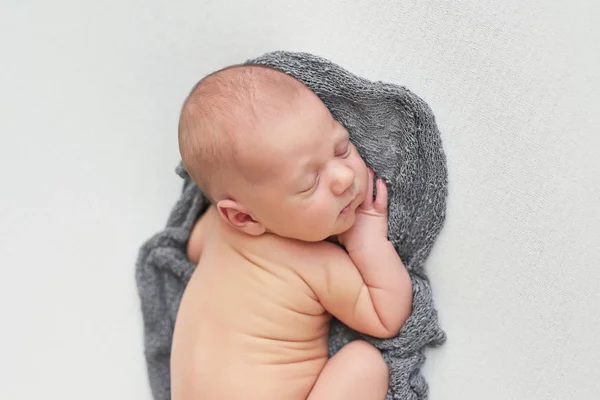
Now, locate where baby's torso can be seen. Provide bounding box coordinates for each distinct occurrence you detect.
[171,221,334,400]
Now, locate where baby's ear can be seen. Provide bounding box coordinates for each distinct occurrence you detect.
[216,199,266,236]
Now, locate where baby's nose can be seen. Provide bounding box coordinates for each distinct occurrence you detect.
[331,165,355,196]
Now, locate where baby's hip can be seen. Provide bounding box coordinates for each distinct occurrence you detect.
[193,356,327,399]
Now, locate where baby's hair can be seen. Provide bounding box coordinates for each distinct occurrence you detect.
[178,64,305,203]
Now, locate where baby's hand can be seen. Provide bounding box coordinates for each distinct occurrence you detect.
[338,168,389,255]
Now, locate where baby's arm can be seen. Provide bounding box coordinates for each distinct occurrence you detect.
[342,235,412,338]
[307,170,412,338]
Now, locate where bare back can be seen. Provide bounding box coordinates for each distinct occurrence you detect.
[171,209,339,400]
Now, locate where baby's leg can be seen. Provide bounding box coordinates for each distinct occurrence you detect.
[307,340,389,400]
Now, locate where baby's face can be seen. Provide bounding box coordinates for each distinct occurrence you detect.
[240,89,368,242]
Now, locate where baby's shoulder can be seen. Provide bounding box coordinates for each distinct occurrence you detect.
[271,235,349,271]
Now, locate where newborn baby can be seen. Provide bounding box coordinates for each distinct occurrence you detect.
[171,65,413,400]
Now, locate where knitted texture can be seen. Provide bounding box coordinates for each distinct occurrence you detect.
[136,51,447,400]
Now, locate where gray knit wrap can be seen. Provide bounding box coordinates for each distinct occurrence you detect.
[136,51,447,400]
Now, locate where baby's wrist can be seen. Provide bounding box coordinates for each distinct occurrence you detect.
[347,237,392,264]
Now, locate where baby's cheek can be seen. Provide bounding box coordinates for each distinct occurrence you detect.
[355,169,368,197]
[309,202,332,231]
[326,201,342,229]
[352,153,367,178]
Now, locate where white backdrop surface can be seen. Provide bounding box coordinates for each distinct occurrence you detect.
[1,1,599,399]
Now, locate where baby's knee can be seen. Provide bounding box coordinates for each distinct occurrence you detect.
[345,340,389,387]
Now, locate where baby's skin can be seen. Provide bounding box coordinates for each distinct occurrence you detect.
[171,66,413,400]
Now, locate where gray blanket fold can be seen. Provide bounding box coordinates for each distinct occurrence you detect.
[136,51,447,400]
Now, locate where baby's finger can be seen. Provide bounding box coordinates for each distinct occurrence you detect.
[373,178,388,213]
[362,168,374,208]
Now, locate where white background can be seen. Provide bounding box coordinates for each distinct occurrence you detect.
[1,0,599,399]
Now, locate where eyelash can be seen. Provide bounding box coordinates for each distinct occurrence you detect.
[303,174,320,194]
[336,143,351,158]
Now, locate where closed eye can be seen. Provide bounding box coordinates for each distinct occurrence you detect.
[301,174,320,194]
[336,142,351,158]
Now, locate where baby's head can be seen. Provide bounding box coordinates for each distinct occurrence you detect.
[179,65,368,242]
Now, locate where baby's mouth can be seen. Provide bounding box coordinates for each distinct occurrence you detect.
[340,187,358,214]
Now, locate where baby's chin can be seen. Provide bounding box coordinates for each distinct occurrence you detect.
[332,208,358,236]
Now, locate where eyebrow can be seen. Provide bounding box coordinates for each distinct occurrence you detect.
[334,122,350,141]
[337,129,350,145]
